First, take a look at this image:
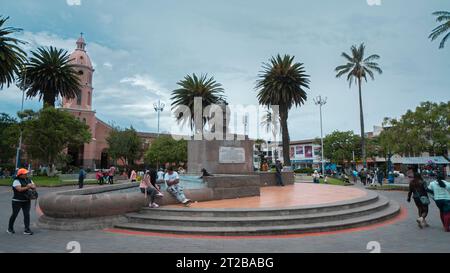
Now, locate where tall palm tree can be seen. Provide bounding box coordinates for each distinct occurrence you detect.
[429,11,450,49]
[19,46,81,108]
[171,73,226,133]
[0,16,27,89]
[256,54,310,166]
[335,43,382,167]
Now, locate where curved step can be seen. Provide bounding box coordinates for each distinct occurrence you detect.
[114,201,401,235]
[139,191,380,217]
[125,196,390,227]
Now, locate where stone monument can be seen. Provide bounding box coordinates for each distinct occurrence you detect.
[187,103,254,174]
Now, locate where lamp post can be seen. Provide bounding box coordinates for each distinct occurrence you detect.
[314,95,327,176]
[153,100,165,137]
[15,68,27,171]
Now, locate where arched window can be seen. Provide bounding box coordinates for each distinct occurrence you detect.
[76,90,82,105]
[88,92,91,105]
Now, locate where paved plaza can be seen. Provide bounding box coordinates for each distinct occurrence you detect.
[0,183,449,253]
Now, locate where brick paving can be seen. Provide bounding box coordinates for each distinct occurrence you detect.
[168,183,367,209]
[0,184,449,253]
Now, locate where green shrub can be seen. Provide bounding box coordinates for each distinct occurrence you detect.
[294,168,314,174]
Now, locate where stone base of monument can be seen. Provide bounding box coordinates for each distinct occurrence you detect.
[114,189,401,236]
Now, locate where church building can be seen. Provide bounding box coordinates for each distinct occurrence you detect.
[62,35,161,169]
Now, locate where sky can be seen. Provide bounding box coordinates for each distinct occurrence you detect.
[0,0,449,140]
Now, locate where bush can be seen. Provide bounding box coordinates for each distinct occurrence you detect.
[294,168,314,174]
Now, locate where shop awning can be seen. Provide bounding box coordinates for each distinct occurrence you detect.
[401,156,449,165]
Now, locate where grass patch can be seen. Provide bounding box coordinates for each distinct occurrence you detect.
[319,177,353,186]
[0,176,98,187]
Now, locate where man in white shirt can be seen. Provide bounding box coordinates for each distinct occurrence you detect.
[157,168,165,184]
[164,166,191,206]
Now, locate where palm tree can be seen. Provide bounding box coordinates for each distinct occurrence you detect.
[171,73,226,134]
[19,46,81,108]
[335,43,382,167]
[256,54,310,166]
[429,11,450,49]
[0,16,27,89]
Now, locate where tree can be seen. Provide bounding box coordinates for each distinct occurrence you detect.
[0,113,19,163]
[379,101,450,157]
[335,43,382,167]
[429,11,450,49]
[317,131,360,166]
[256,54,310,166]
[106,126,143,167]
[171,73,226,133]
[19,46,81,108]
[144,136,187,166]
[0,16,27,89]
[20,107,91,175]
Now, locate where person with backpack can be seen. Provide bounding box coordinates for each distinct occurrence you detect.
[406,167,430,229]
[7,168,37,235]
[426,169,450,232]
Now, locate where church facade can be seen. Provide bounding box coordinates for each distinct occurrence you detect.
[62,35,160,169]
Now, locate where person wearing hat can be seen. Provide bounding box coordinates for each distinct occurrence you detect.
[7,168,36,235]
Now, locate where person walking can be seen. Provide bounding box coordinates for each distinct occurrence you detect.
[406,167,430,229]
[7,168,36,235]
[426,170,450,232]
[78,167,86,189]
[108,166,116,184]
[352,169,358,183]
[275,160,285,186]
[130,169,137,183]
[377,169,384,186]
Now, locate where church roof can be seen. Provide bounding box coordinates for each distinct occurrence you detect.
[70,33,93,69]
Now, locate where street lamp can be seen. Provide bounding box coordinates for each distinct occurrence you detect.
[153,100,165,136]
[15,67,27,171]
[314,95,327,176]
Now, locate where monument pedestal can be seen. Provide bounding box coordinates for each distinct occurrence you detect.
[187,139,254,174]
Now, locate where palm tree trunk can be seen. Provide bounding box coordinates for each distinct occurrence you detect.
[280,105,291,166]
[358,77,366,167]
[43,92,55,108]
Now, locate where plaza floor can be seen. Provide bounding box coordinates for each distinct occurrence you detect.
[167,183,367,209]
[0,183,449,253]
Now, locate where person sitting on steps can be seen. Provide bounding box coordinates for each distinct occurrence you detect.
[165,166,191,207]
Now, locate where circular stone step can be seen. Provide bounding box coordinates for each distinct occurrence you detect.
[114,191,401,236]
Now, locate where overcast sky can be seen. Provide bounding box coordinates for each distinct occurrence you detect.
[1,0,449,140]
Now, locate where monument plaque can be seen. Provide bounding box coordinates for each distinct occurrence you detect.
[219,147,246,164]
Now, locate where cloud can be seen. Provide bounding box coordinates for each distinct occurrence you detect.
[367,0,381,6]
[120,74,170,99]
[103,62,113,69]
[66,0,81,6]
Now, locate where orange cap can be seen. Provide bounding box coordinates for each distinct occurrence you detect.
[17,168,29,176]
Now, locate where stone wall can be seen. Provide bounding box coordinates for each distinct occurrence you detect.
[204,175,260,200]
[259,172,295,187]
